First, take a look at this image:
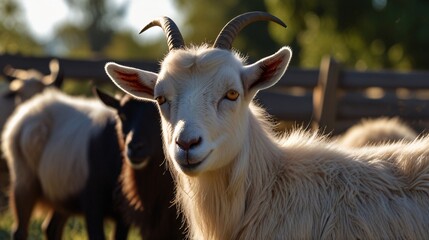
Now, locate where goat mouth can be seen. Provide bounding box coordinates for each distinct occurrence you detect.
[178,151,212,171]
[128,157,150,170]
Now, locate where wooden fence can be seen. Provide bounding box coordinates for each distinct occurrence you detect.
[1,54,429,135]
[313,57,429,134]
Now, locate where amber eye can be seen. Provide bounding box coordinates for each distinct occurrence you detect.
[225,90,239,101]
[155,96,166,105]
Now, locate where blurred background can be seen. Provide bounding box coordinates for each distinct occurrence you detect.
[1,0,428,70]
[1,0,429,238]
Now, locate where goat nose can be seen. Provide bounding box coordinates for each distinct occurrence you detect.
[129,142,145,151]
[176,137,201,151]
[128,142,145,155]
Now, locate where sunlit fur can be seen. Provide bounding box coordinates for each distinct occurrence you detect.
[156,46,250,176]
[0,77,55,138]
[157,47,429,239]
[2,88,114,201]
[107,45,429,239]
[173,105,429,239]
[337,117,418,148]
[0,63,62,135]
[1,88,128,239]
[170,89,429,239]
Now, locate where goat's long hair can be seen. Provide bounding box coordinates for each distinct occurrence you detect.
[172,100,429,239]
[2,88,116,201]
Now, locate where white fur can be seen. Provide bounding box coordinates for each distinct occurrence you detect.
[337,117,418,148]
[2,88,115,201]
[106,45,429,239]
[0,71,58,142]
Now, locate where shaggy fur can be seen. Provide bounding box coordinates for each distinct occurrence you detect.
[337,117,418,147]
[173,105,429,239]
[3,89,114,200]
[1,88,128,240]
[106,39,429,240]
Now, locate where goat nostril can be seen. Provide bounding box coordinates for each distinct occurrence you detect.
[176,137,202,151]
[129,142,145,151]
[190,137,201,149]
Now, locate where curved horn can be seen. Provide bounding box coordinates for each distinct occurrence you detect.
[213,11,287,50]
[140,17,185,51]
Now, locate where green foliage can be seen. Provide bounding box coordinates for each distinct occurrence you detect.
[62,79,95,96]
[3,0,429,71]
[175,0,282,60]
[265,0,428,70]
[104,31,168,60]
[63,0,129,55]
[0,209,142,240]
[55,24,93,59]
[174,0,429,70]
[0,0,43,55]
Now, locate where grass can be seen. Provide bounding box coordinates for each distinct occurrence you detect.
[0,208,142,240]
[0,166,141,239]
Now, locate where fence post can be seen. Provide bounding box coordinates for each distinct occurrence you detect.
[312,56,341,134]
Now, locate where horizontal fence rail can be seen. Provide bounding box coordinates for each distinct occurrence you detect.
[0,54,319,87]
[2,54,429,135]
[0,54,160,84]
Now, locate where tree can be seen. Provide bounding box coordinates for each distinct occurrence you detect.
[174,0,429,70]
[59,0,129,57]
[174,0,283,61]
[0,0,42,55]
[266,0,429,70]
[104,31,169,60]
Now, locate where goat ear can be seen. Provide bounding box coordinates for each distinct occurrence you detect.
[93,87,120,110]
[105,62,157,101]
[241,47,292,98]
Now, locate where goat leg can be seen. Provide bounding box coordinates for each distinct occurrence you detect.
[10,181,40,240]
[42,210,68,240]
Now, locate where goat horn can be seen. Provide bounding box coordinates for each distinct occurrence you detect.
[213,11,287,50]
[140,17,185,51]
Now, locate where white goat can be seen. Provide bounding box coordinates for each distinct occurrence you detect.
[2,88,129,239]
[337,117,418,148]
[105,12,429,239]
[0,60,63,210]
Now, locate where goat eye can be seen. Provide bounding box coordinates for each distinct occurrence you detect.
[155,96,166,105]
[225,90,239,101]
